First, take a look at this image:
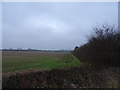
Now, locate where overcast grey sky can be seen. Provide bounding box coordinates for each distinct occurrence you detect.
[2,2,118,50]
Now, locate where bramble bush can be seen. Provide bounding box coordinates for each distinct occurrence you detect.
[72,25,120,67]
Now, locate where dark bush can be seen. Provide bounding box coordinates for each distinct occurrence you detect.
[3,66,120,88]
[72,25,120,67]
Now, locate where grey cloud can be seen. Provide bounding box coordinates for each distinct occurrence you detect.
[2,2,117,50]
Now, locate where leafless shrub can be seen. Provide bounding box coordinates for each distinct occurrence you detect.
[72,25,120,67]
[3,66,119,88]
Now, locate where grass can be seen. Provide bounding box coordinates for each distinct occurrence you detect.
[2,51,119,88]
[3,51,84,73]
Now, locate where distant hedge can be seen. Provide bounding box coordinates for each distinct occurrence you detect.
[72,25,120,67]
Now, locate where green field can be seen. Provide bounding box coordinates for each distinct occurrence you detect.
[2,51,84,73]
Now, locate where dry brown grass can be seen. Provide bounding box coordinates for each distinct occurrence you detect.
[2,51,67,57]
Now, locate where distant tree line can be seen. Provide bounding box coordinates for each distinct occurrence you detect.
[72,25,120,67]
[2,48,72,52]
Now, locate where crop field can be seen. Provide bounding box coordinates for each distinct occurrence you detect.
[2,51,84,73]
[2,51,119,88]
